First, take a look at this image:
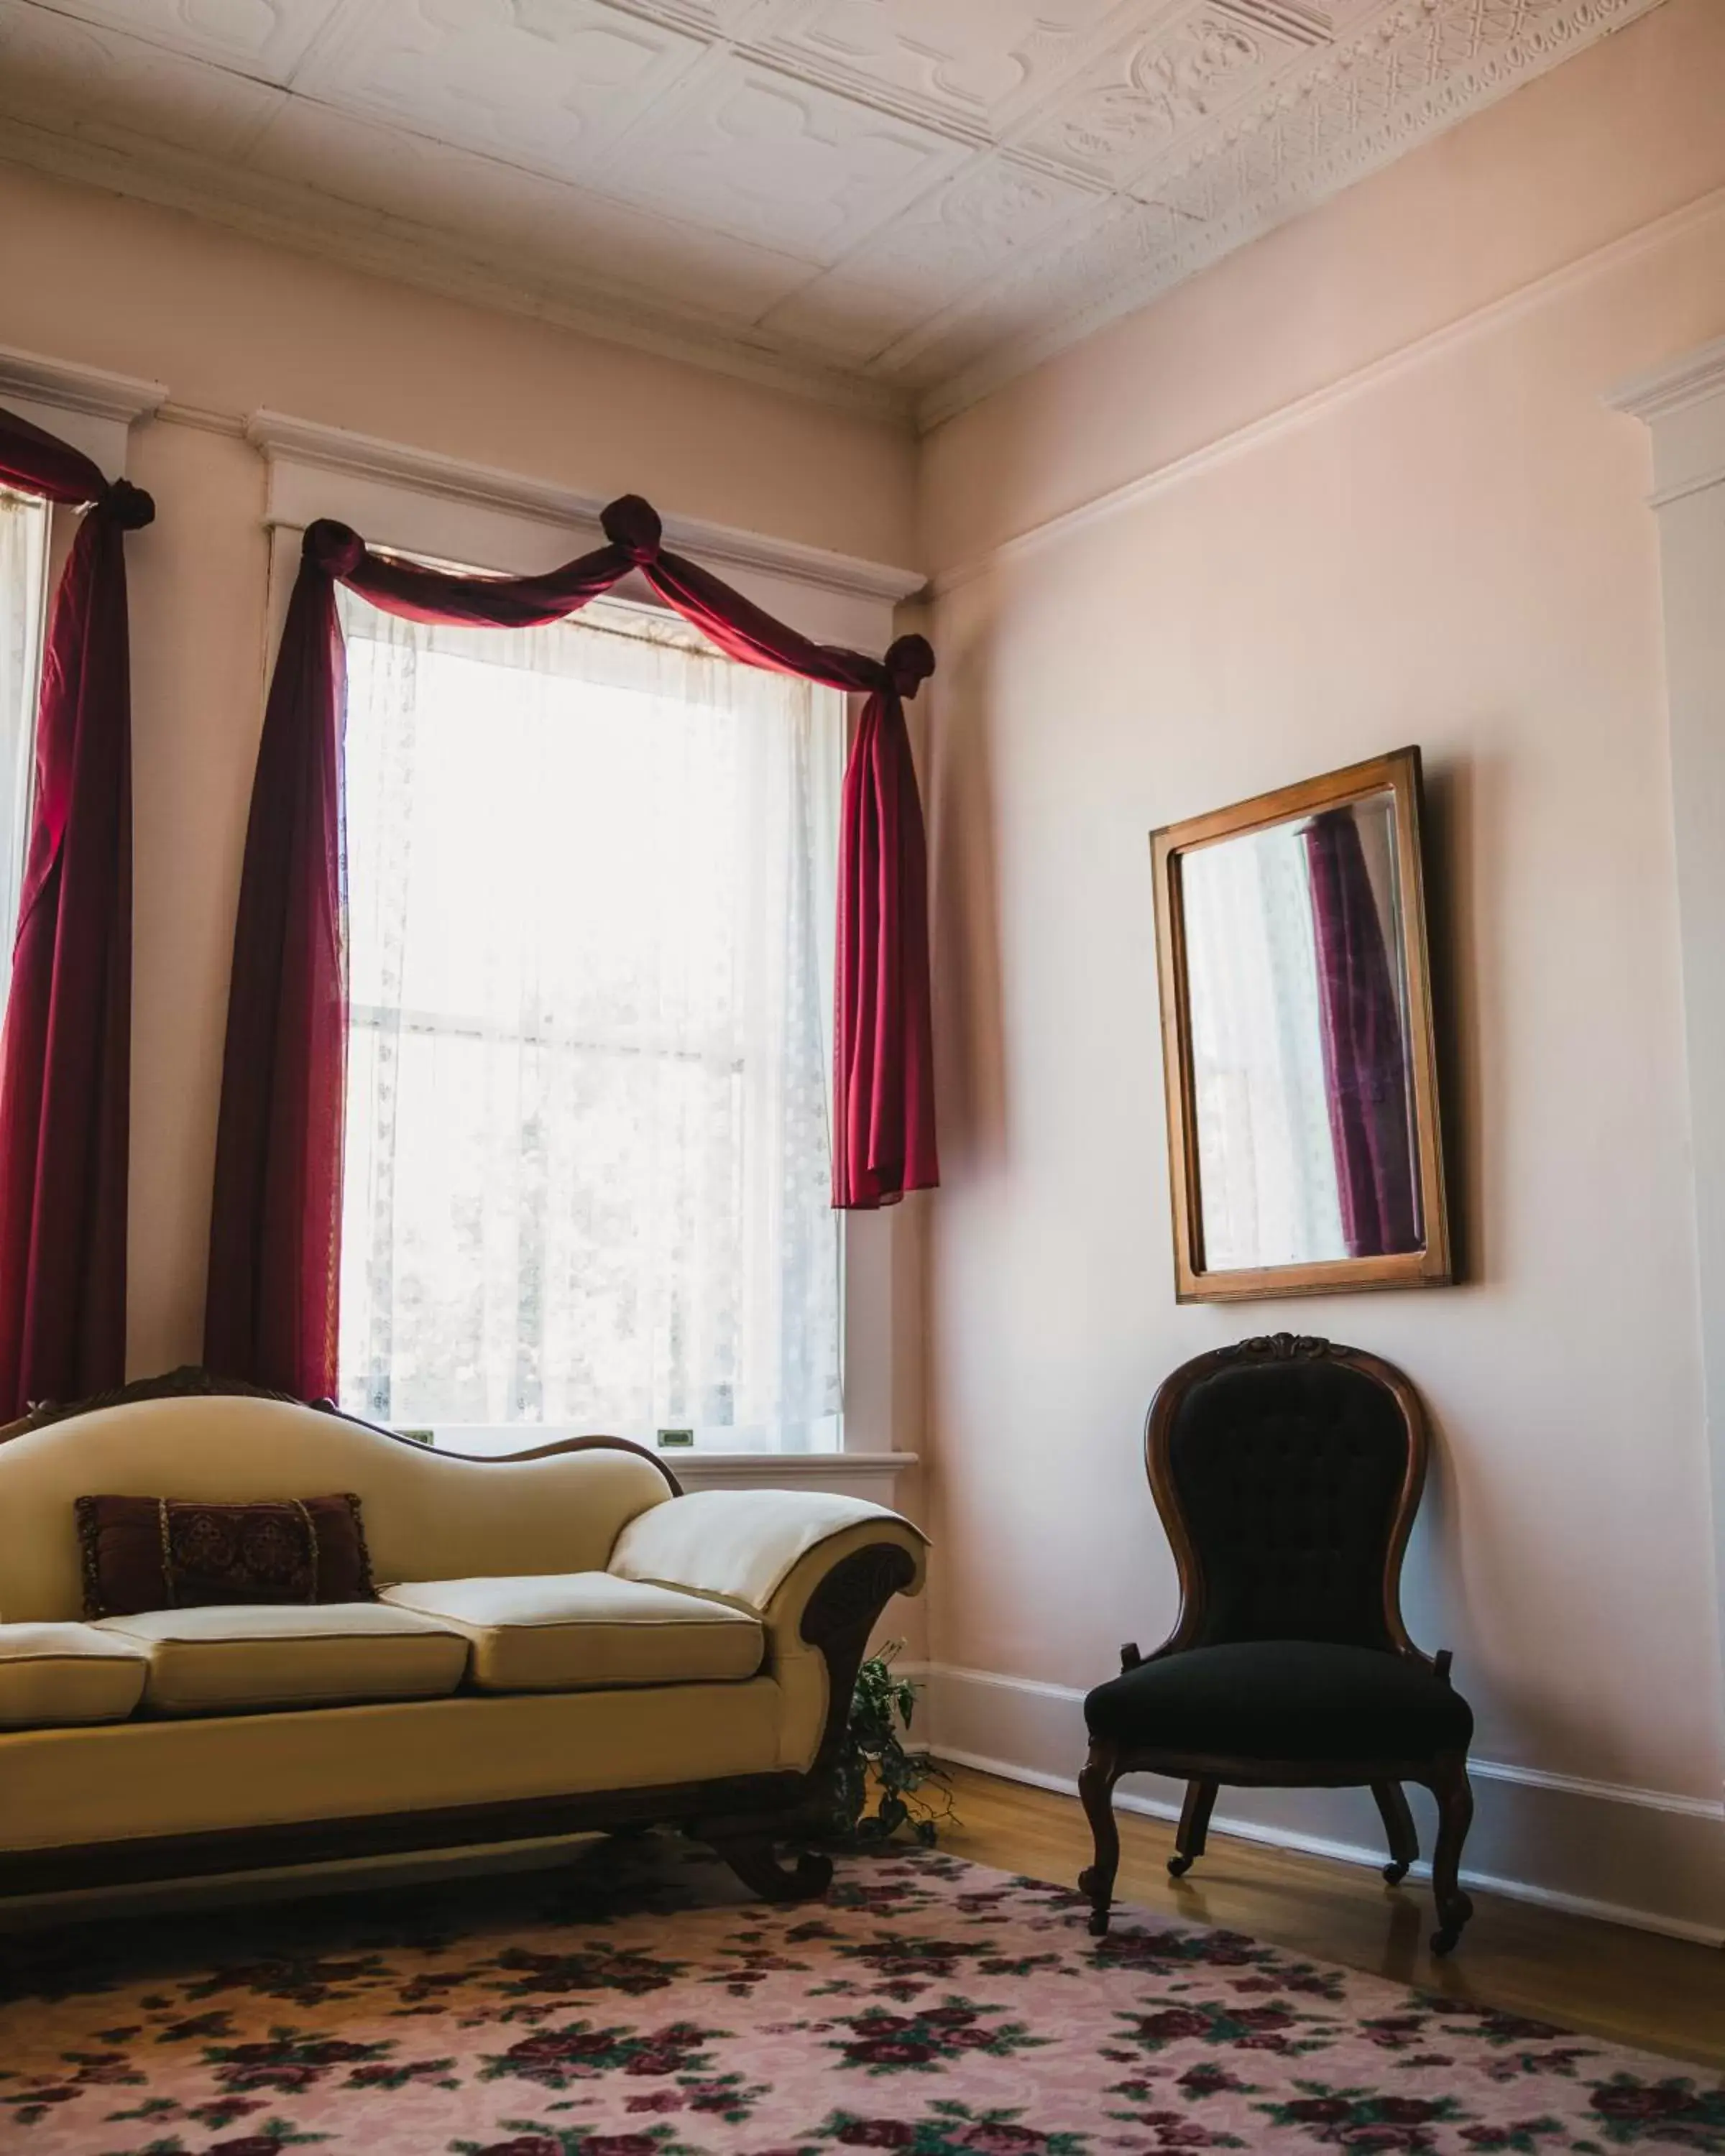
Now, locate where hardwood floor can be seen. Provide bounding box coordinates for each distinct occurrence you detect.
[935,1763,1725,2070]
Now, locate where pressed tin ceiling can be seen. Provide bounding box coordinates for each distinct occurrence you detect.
[0,0,1665,425]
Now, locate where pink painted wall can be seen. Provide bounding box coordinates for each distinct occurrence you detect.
[0,162,918,1378]
[918,0,1725,1929]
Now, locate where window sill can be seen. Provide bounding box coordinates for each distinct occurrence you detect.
[664,1450,917,1504]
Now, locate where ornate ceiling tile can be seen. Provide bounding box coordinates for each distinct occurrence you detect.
[607,0,791,33]
[293,0,705,181]
[877,191,1172,381]
[920,0,1665,420]
[600,51,967,262]
[0,0,285,156]
[18,0,346,82]
[247,95,813,321]
[761,151,1108,358]
[753,0,1129,136]
[1015,4,1310,188]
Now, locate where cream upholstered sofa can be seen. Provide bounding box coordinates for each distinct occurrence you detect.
[0,1373,926,1903]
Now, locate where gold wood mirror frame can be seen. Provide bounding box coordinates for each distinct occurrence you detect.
[1151,747,1451,1302]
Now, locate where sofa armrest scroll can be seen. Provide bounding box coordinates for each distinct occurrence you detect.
[607,1489,926,1617]
[609,1490,927,1779]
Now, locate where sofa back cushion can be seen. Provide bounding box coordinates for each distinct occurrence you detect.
[0,1398,674,1622]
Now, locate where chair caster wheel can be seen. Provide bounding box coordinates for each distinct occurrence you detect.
[1382,1860,1409,1885]
[1430,1925,1461,1956]
[1167,1853,1194,1877]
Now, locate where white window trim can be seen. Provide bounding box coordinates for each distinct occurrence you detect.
[0,341,166,480]
[1610,336,1725,1800]
[0,343,165,1005]
[249,412,925,1490]
[248,409,923,656]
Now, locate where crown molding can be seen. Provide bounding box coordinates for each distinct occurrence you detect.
[247,410,926,607]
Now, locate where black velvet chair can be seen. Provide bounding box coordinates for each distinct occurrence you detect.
[1078,1333,1476,1955]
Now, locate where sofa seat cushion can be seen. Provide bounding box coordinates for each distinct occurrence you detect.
[1084,1641,1475,1764]
[0,1623,150,1728]
[380,1573,765,1692]
[95,1603,471,1715]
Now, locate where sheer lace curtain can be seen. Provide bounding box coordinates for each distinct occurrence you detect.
[0,490,47,992]
[1183,826,1348,1271]
[336,590,845,1450]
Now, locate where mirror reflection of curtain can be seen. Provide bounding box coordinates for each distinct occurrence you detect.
[336,591,844,1446]
[1184,829,1347,1270]
[1302,806,1420,1258]
[0,490,47,1000]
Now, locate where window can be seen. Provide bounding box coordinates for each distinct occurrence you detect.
[0,489,48,999]
[336,590,845,1453]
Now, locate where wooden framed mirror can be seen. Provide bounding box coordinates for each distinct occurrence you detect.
[1150,747,1451,1302]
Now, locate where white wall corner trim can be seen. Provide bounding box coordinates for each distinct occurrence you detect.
[1609,344,1725,1830]
[1610,333,1725,505]
[0,340,167,479]
[246,410,924,655]
[917,1662,1725,1949]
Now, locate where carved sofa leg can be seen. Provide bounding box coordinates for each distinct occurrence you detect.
[708,1834,835,1904]
[1078,1738,1123,1937]
[700,1538,919,1910]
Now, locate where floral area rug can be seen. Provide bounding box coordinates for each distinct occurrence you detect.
[0,1840,1719,2156]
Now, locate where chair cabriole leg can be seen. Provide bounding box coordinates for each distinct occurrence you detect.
[1168,1777,1218,1877]
[1371,1779,1419,1885]
[1077,1739,1122,1937]
[1425,1754,1476,1955]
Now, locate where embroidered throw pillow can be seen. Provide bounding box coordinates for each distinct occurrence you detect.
[75,1494,374,1618]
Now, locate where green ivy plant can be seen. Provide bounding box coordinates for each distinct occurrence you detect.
[827,1641,954,1849]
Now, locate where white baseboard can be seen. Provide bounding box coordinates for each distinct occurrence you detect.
[916,1662,1725,1950]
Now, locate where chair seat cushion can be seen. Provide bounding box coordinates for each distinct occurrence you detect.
[96,1603,471,1715]
[380,1573,765,1692]
[1084,1641,1473,1764]
[0,1623,150,1728]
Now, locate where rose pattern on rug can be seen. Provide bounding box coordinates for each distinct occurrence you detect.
[0,1844,1717,2155]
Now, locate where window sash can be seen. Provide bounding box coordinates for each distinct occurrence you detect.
[335,589,845,1450]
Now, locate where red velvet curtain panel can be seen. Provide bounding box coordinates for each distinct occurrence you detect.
[1303,807,1419,1260]
[0,406,154,1416]
[206,495,936,1400]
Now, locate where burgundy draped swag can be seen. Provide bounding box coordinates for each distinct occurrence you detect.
[0,405,154,1417]
[206,494,937,1401]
